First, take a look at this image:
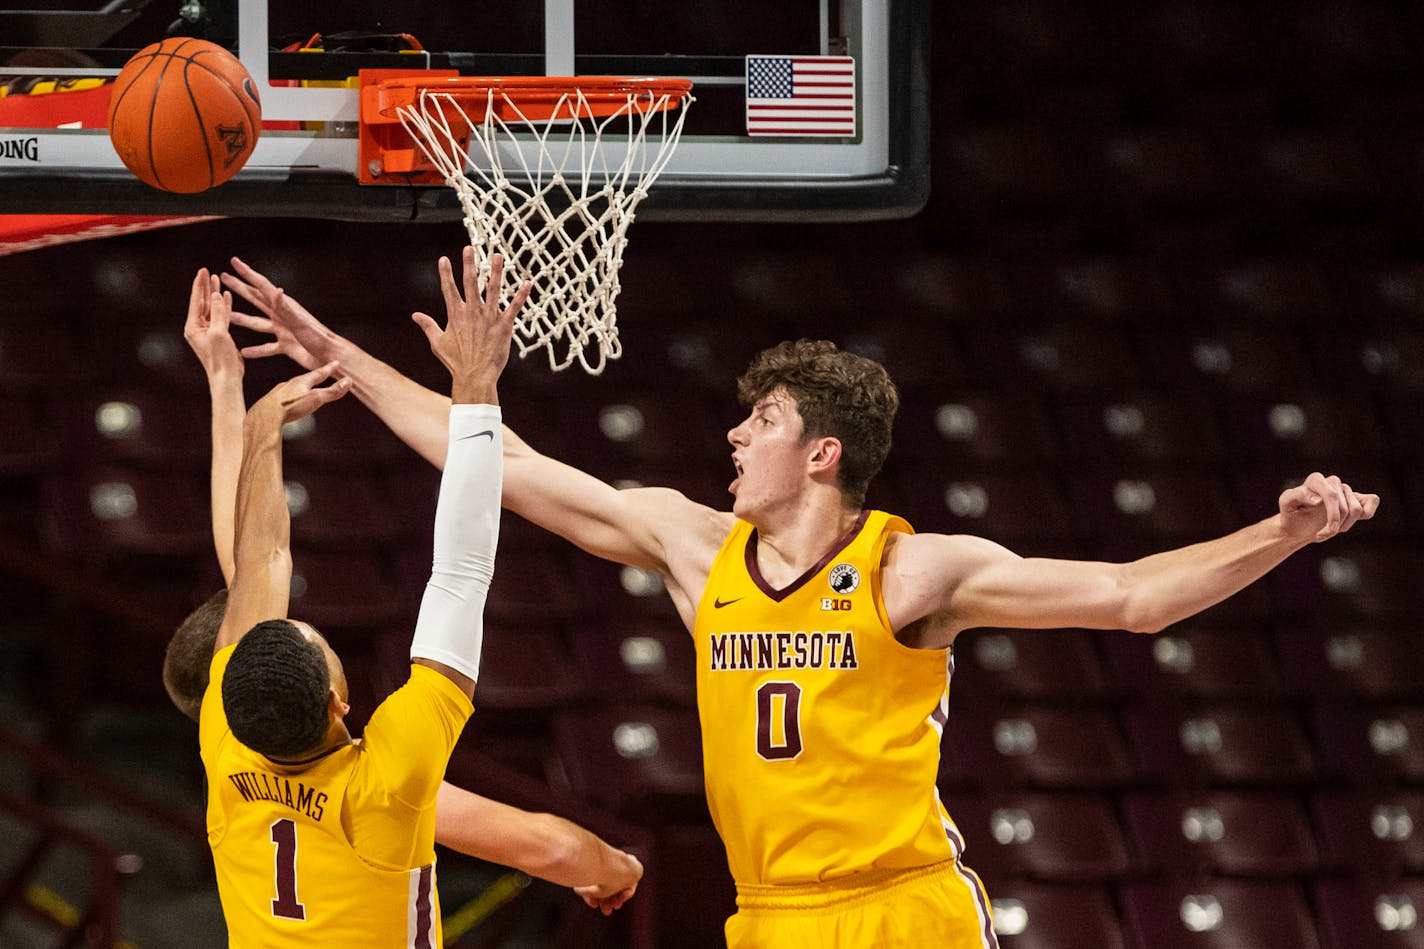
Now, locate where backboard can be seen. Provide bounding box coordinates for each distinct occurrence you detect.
[0,0,928,222]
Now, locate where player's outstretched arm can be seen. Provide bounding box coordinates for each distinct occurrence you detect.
[227,251,725,577]
[895,472,1379,646]
[434,784,642,914]
[182,269,245,585]
[215,318,351,651]
[406,248,527,699]
[223,256,454,469]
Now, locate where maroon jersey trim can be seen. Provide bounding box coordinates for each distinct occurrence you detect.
[743,510,871,602]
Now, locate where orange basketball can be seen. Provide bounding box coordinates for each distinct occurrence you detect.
[108,37,261,194]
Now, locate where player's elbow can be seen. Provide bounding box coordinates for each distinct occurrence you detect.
[1122,610,1168,635]
[1116,569,1168,634]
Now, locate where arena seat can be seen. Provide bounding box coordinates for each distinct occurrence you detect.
[1055,393,1224,464]
[41,467,208,561]
[1312,789,1424,878]
[1118,878,1322,949]
[57,389,209,471]
[892,468,1078,546]
[1067,471,1240,542]
[470,625,586,710]
[893,392,1061,465]
[571,619,697,708]
[941,790,1135,882]
[276,397,413,469]
[283,548,405,630]
[951,629,1108,704]
[1313,703,1424,786]
[0,396,61,476]
[1312,877,1424,949]
[0,324,78,393]
[1101,623,1285,701]
[1221,393,1388,466]
[1093,130,1225,210]
[962,325,1146,391]
[1124,702,1318,787]
[553,705,705,818]
[1276,624,1424,702]
[944,703,1136,789]
[284,470,401,549]
[1137,328,1316,394]
[988,881,1127,949]
[1122,789,1319,877]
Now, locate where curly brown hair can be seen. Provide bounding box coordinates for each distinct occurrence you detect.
[736,339,898,508]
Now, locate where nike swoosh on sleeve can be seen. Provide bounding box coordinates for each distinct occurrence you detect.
[457,430,496,441]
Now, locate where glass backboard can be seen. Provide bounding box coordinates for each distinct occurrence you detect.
[0,0,928,222]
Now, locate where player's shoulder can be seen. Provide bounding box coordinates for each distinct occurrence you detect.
[882,530,1014,576]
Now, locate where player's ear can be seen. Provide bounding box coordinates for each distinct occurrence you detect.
[807,436,842,474]
[328,690,350,719]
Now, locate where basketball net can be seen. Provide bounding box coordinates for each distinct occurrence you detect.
[396,85,692,374]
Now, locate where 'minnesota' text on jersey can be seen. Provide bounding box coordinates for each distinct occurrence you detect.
[695,510,963,885]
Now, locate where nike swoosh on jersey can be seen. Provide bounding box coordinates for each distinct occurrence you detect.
[713,596,744,609]
[458,430,496,441]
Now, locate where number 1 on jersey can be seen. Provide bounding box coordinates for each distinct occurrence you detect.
[756,681,803,761]
[270,818,306,920]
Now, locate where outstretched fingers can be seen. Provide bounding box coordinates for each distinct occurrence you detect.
[504,278,533,321]
[411,310,442,348]
[184,268,210,335]
[277,360,351,420]
[465,245,483,309]
[437,254,461,316]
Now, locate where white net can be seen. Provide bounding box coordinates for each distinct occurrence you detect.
[396,84,693,374]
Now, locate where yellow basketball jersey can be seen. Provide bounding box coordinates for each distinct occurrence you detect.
[201,646,472,948]
[694,510,963,886]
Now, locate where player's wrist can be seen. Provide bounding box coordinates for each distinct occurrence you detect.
[451,378,499,405]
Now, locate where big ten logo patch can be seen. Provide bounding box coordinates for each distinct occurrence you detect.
[821,597,852,611]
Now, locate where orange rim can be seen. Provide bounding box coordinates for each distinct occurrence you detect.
[373,75,693,122]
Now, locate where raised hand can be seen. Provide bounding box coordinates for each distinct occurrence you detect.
[1278,471,1380,543]
[250,335,352,425]
[411,246,531,404]
[221,256,332,371]
[183,268,243,381]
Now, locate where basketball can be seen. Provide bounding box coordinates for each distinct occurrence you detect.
[107,37,261,194]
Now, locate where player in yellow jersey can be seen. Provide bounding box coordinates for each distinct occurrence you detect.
[174,268,642,919]
[226,262,1379,948]
[198,249,537,948]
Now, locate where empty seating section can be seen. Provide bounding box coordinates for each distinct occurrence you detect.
[2,5,1422,948]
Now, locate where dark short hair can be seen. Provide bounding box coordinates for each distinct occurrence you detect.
[737,339,898,508]
[221,619,331,758]
[163,589,228,722]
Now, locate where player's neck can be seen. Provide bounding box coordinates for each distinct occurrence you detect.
[751,493,861,587]
[270,721,354,765]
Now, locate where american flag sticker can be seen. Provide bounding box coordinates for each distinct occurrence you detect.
[745,55,857,137]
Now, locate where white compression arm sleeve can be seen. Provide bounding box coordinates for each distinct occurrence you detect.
[410,403,502,681]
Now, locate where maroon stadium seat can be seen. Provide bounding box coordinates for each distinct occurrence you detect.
[1119,879,1321,949]
[941,790,1136,882]
[1124,703,1317,787]
[1122,790,1319,877]
[1313,789,1424,878]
